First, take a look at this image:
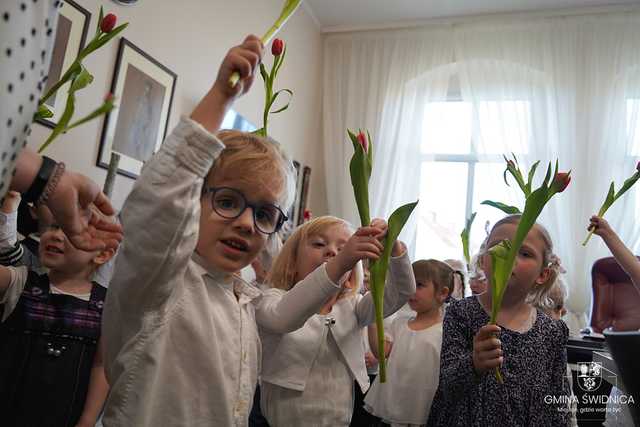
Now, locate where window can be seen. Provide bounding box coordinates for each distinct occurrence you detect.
[414,93,530,262]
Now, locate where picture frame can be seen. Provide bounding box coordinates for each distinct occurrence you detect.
[297,166,311,225]
[98,38,177,179]
[36,0,91,129]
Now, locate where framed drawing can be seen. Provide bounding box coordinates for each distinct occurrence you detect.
[98,38,177,178]
[37,0,91,129]
[297,166,311,225]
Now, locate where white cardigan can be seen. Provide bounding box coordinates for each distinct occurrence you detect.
[257,252,415,393]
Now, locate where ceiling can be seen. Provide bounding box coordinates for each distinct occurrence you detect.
[305,0,640,31]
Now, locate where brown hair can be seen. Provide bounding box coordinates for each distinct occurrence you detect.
[412,259,454,302]
[267,216,362,292]
[488,214,557,309]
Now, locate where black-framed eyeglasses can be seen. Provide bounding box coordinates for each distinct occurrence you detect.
[203,187,287,235]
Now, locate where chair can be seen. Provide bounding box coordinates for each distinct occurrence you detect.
[590,257,640,333]
[603,329,640,426]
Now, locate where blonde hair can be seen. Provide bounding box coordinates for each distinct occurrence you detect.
[208,130,296,253]
[537,276,568,314]
[211,130,296,212]
[488,214,557,309]
[268,216,362,293]
[412,259,454,303]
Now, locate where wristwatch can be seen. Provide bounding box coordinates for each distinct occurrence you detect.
[22,156,57,204]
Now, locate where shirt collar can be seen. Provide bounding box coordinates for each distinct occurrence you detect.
[191,252,261,303]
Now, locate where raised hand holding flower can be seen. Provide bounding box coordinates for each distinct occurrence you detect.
[228,0,303,87]
[582,163,640,245]
[347,128,417,382]
[483,155,570,383]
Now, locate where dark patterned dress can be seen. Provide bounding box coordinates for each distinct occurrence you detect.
[427,297,571,427]
[0,270,106,427]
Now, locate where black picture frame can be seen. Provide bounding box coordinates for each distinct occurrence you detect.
[297,166,311,225]
[36,0,91,129]
[97,38,177,179]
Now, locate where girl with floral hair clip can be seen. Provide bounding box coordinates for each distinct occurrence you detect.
[427,214,571,427]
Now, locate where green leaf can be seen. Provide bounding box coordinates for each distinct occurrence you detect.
[64,99,114,132]
[461,212,477,266]
[369,201,419,382]
[481,200,521,215]
[525,161,540,195]
[96,6,104,37]
[252,128,266,137]
[268,89,293,114]
[34,103,53,120]
[80,23,128,60]
[39,61,81,105]
[38,84,76,153]
[612,171,640,205]
[262,0,303,44]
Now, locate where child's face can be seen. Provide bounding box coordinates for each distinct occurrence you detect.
[39,225,100,274]
[483,222,551,301]
[294,224,350,283]
[409,277,447,313]
[197,172,281,273]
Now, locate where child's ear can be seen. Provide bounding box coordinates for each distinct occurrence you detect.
[93,248,116,266]
[535,266,552,285]
[438,286,451,303]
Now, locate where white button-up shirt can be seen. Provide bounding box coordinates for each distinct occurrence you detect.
[102,118,341,427]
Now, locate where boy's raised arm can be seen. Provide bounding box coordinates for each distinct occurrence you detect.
[107,36,263,314]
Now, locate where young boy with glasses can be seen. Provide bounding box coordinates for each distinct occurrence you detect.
[101,36,386,427]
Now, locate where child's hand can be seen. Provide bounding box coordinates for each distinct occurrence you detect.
[1,191,21,214]
[325,225,384,284]
[364,351,378,369]
[369,218,405,256]
[213,35,263,101]
[472,324,503,375]
[191,35,263,133]
[589,215,616,241]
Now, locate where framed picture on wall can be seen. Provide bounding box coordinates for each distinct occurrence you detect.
[297,166,311,225]
[36,0,91,129]
[98,38,177,178]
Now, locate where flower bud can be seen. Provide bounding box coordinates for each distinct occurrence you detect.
[552,172,571,192]
[271,38,284,56]
[101,13,117,33]
[357,131,368,153]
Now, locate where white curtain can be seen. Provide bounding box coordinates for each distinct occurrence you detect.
[322,11,640,332]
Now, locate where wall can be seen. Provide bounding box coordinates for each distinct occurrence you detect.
[28,0,327,216]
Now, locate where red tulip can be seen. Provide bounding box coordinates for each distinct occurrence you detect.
[552,172,571,192]
[357,131,368,153]
[101,13,117,33]
[271,38,284,56]
[104,92,114,102]
[303,209,312,221]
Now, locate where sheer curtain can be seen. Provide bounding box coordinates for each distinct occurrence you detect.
[322,11,640,331]
[323,28,454,242]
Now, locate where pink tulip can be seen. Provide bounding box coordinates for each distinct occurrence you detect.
[271,38,284,56]
[357,131,368,153]
[552,172,571,193]
[100,13,117,33]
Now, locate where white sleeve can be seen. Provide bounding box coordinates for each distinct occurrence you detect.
[354,250,416,327]
[107,117,224,314]
[255,264,341,334]
[1,266,29,322]
[0,211,18,247]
